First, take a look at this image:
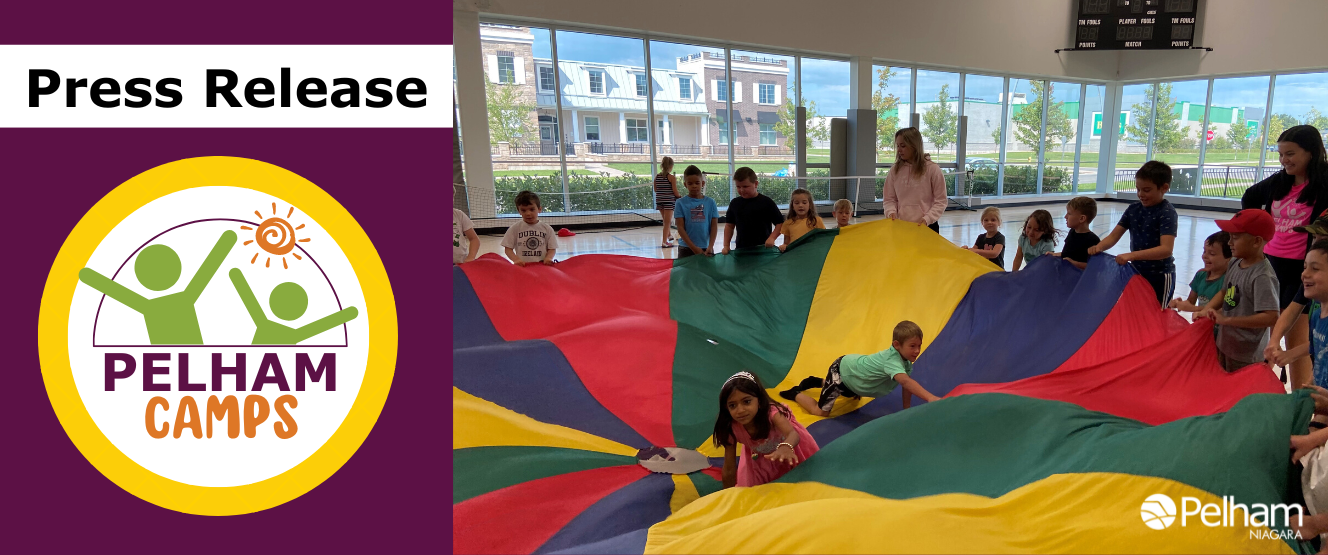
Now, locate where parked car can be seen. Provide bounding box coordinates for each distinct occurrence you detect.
[965,157,998,170]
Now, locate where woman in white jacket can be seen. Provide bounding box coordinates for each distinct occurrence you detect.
[882,127,948,232]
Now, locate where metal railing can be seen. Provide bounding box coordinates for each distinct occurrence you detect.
[510,143,575,156]
[588,142,649,154]
[1113,165,1272,198]
[757,146,794,156]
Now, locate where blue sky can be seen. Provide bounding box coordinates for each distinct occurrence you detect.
[531,28,1326,121]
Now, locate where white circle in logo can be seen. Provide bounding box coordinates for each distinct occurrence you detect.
[1141,494,1178,530]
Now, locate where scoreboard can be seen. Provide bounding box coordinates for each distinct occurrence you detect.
[1074,0,1199,50]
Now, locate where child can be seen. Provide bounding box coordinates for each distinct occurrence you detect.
[1011,210,1060,272]
[833,199,854,228]
[1196,209,1280,372]
[721,167,784,254]
[1169,232,1231,313]
[713,371,819,488]
[655,156,682,248]
[962,206,1005,269]
[780,188,826,252]
[1088,161,1180,308]
[1271,240,1328,389]
[1268,217,1328,377]
[780,320,942,417]
[1055,196,1100,270]
[501,190,558,267]
[454,206,480,264]
[673,165,719,258]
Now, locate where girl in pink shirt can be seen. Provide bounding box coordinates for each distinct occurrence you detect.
[882,127,948,232]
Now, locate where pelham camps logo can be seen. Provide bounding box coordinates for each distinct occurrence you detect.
[1141,493,1305,541]
[38,157,397,515]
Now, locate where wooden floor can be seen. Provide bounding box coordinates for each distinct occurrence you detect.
[473,201,1228,302]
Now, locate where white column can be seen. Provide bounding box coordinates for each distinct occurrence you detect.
[662,114,671,145]
[701,115,710,146]
[571,109,580,142]
[453,11,496,218]
[849,55,873,111]
[619,112,627,143]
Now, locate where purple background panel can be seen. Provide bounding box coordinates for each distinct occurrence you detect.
[1,128,449,551]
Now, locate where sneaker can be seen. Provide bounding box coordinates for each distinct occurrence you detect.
[799,376,824,390]
[778,387,802,401]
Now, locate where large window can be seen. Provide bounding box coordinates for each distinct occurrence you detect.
[1078,84,1106,191]
[802,57,848,193]
[1202,76,1270,198]
[873,65,912,166]
[760,123,776,145]
[649,39,731,205]
[1270,72,1328,147]
[1116,83,1153,186]
[1003,78,1044,194]
[759,83,775,105]
[679,76,691,100]
[1042,81,1082,194]
[916,70,961,161]
[962,74,1003,196]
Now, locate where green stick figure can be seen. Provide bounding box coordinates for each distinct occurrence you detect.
[78,230,238,345]
[228,268,359,345]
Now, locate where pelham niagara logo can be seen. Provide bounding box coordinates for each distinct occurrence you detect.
[1140,493,1306,541]
[38,157,397,515]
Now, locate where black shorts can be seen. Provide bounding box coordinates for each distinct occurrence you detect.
[1136,269,1176,310]
[1266,254,1302,311]
[816,356,859,413]
[928,222,940,233]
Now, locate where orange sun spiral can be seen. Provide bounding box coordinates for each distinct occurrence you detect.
[255,217,297,256]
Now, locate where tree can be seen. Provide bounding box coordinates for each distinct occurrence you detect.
[991,124,1002,146]
[872,66,901,151]
[1124,83,1184,152]
[485,79,536,145]
[773,86,828,149]
[1226,119,1251,150]
[1306,107,1328,131]
[922,84,957,150]
[1268,113,1297,146]
[1008,82,1071,155]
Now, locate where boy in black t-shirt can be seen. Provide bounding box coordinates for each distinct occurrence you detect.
[721,167,785,254]
[1056,196,1101,270]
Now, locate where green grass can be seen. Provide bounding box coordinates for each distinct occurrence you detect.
[493,169,599,177]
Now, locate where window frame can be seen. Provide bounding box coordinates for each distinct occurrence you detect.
[584,116,601,142]
[497,54,516,84]
[635,73,648,97]
[588,70,605,95]
[626,117,649,142]
[538,65,555,91]
[759,123,777,145]
[679,76,692,100]
[759,83,775,105]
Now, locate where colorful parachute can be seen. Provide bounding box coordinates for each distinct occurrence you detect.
[453,219,1311,554]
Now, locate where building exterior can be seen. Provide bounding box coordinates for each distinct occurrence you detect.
[479,24,791,161]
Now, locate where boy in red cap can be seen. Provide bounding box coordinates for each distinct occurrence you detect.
[1197,209,1281,372]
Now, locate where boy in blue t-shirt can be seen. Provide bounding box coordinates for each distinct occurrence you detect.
[673,165,719,258]
[1089,160,1180,308]
[1273,239,1328,388]
[780,320,941,416]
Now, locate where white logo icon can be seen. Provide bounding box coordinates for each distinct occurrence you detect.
[1141,494,1178,530]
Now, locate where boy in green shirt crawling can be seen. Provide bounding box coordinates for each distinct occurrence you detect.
[780,320,942,416]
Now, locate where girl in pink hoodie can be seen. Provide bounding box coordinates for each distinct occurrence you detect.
[882,127,948,232]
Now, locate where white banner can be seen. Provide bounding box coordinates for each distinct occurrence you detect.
[0,45,453,127]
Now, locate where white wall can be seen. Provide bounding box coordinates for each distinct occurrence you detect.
[456,0,1328,82]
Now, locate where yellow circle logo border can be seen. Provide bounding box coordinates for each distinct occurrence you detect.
[37,156,398,515]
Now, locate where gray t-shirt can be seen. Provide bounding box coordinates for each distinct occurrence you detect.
[1215,257,1280,363]
[500,220,558,262]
